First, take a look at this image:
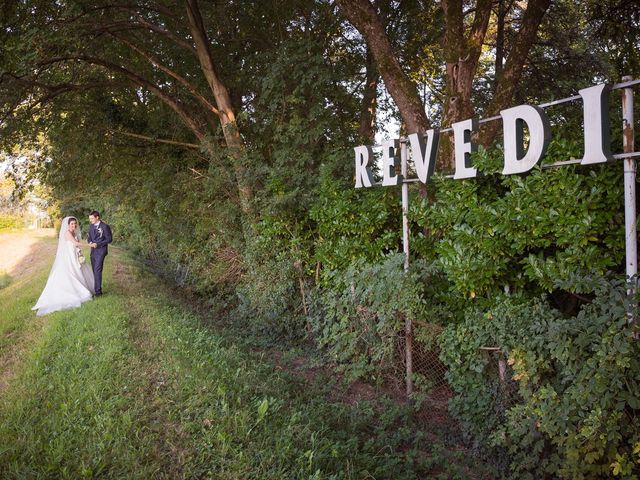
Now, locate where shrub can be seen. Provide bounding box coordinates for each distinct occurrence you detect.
[0,214,23,231]
[0,270,11,289]
[310,167,401,275]
[440,276,640,479]
[310,254,432,382]
[234,217,312,343]
[411,141,625,298]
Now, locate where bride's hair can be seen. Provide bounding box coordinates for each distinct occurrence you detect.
[68,217,77,224]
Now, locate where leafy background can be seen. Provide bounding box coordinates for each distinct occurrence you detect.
[2,0,640,477]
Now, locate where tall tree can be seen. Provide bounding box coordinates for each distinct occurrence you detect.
[441,0,493,130]
[335,0,551,167]
[477,0,552,144]
[1,0,257,227]
[439,0,551,157]
[358,47,379,143]
[184,0,255,218]
[335,0,431,135]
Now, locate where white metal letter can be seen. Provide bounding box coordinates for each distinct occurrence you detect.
[452,118,478,179]
[354,145,375,188]
[381,139,403,186]
[501,105,551,175]
[579,83,613,165]
[408,130,440,184]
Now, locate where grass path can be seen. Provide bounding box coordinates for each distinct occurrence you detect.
[0,238,489,479]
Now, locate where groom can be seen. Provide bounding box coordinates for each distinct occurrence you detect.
[88,210,113,296]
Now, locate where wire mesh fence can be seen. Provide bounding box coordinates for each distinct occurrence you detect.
[391,330,455,432]
[372,319,524,445]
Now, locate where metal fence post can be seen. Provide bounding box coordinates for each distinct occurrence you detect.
[401,140,413,396]
[622,76,637,324]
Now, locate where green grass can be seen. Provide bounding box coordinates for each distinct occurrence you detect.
[0,271,159,478]
[0,270,11,290]
[0,265,48,352]
[0,249,489,479]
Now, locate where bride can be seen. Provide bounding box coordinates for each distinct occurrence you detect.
[32,216,96,316]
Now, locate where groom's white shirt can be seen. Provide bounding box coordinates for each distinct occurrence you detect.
[91,221,102,241]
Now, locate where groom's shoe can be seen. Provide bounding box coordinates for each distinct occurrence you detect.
[94,292,103,297]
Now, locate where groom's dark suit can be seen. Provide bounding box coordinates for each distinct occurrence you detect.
[88,221,113,295]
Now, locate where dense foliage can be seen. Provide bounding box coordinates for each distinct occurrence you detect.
[440,278,640,478]
[0,213,21,231]
[2,0,640,477]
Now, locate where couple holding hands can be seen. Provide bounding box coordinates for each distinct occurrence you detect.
[33,211,112,316]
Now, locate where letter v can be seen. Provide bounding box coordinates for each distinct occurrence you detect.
[408,130,440,184]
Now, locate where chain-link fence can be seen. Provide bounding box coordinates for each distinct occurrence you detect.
[388,323,523,438]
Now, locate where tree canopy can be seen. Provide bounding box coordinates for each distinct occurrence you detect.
[2,0,640,477]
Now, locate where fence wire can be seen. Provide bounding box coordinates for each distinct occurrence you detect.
[399,330,521,433]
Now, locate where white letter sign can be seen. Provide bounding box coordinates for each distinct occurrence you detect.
[579,83,612,165]
[381,139,402,186]
[352,81,627,189]
[453,118,478,179]
[354,145,375,188]
[501,105,551,175]
[408,130,440,184]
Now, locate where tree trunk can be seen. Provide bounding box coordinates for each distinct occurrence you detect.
[358,47,378,143]
[440,0,492,169]
[495,0,506,82]
[185,0,256,220]
[479,0,552,146]
[335,0,429,135]
[442,0,492,123]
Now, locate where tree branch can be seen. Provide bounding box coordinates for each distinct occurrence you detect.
[134,17,197,54]
[1,73,124,117]
[37,55,206,140]
[114,34,220,116]
[108,130,201,149]
[469,0,493,55]
[336,0,430,134]
[480,0,552,145]
[88,17,197,55]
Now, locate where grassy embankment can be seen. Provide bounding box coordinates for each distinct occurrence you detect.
[0,245,488,479]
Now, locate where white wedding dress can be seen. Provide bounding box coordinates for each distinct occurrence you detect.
[32,217,95,316]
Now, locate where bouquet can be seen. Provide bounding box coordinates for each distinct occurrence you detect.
[76,247,86,265]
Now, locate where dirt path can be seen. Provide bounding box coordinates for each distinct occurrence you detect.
[0,229,56,279]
